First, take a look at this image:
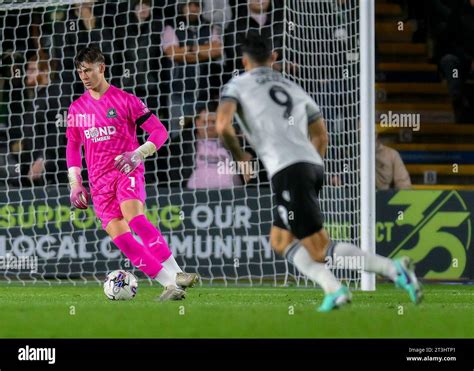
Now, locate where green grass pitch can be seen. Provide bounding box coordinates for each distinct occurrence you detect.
[0,283,472,338]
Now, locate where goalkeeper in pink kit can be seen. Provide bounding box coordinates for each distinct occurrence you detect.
[66,45,198,301]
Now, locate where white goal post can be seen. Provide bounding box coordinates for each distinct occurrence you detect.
[360,0,376,291]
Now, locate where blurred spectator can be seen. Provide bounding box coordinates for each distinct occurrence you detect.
[168,102,243,188]
[0,133,25,188]
[8,52,69,187]
[224,0,284,81]
[429,0,474,123]
[115,0,165,184]
[52,0,115,99]
[120,0,162,111]
[376,137,412,190]
[391,0,428,42]
[201,0,232,33]
[162,0,223,138]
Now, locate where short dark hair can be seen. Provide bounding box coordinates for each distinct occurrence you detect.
[196,101,218,118]
[179,0,201,6]
[178,0,201,10]
[74,44,105,69]
[133,0,152,8]
[241,30,272,64]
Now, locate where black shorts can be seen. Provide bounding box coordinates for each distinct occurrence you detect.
[271,162,325,239]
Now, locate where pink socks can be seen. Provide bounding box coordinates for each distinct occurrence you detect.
[113,232,163,279]
[128,214,172,263]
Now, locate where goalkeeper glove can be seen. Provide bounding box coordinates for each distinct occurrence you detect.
[114,142,156,175]
[68,167,89,209]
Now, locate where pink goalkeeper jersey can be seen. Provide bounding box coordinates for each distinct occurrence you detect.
[66,85,149,188]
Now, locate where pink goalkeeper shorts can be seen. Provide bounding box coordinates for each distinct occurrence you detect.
[90,169,146,229]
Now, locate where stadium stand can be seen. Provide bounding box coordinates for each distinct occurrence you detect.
[375,0,474,189]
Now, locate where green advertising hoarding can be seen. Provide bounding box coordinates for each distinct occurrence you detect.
[0,188,472,281]
[376,190,472,280]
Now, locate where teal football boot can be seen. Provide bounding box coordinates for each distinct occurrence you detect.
[394,256,423,304]
[317,285,352,312]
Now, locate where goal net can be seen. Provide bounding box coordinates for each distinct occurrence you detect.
[0,0,363,288]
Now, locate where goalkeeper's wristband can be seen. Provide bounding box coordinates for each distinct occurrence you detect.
[134,141,157,159]
[67,166,82,188]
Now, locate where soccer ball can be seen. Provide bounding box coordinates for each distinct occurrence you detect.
[104,270,138,300]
